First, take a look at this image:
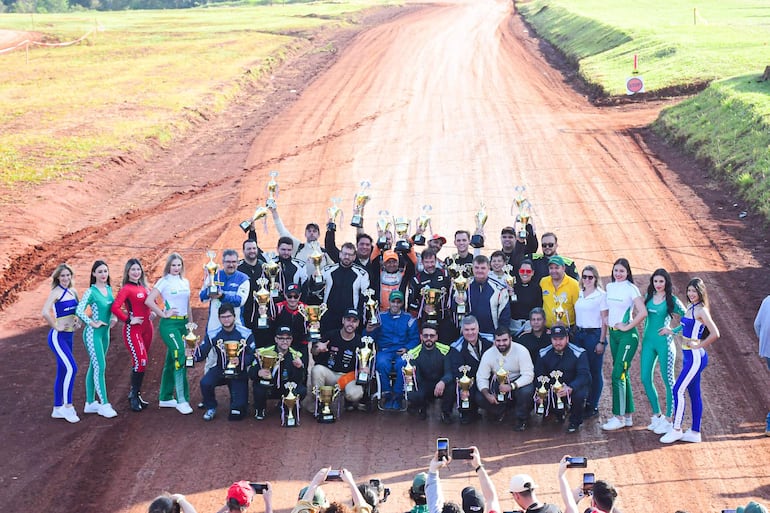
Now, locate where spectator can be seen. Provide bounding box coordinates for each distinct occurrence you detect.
[215,481,273,513]
[425,446,501,513]
[557,456,616,513]
[508,474,560,513]
[292,468,370,513]
[754,294,770,436]
[736,501,768,513]
[408,472,429,513]
[148,493,197,513]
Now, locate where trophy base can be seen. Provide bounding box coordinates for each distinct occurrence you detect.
[395,240,412,253]
[356,373,369,386]
[309,332,321,343]
[456,305,466,315]
[405,385,414,393]
[470,235,485,248]
[413,234,426,246]
[257,320,269,330]
[185,359,194,368]
[284,418,298,428]
[460,400,470,410]
[318,414,336,424]
[224,370,238,379]
[350,215,363,228]
[239,220,252,232]
[258,379,273,388]
[497,394,506,402]
[313,276,323,284]
[208,286,219,295]
[537,407,545,415]
[327,222,337,232]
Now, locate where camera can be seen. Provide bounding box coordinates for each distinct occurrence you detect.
[369,479,391,503]
[582,473,595,495]
[436,437,449,461]
[451,447,474,460]
[326,470,343,482]
[250,482,268,494]
[721,510,737,513]
[566,457,588,468]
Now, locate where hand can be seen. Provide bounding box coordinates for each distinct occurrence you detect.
[499,383,512,394]
[429,451,450,472]
[594,343,605,355]
[258,368,271,380]
[149,311,157,321]
[263,482,273,501]
[613,322,627,331]
[469,446,482,468]
[557,385,571,398]
[658,327,673,336]
[434,381,445,397]
[396,348,406,355]
[558,455,571,477]
[315,340,329,353]
[129,315,144,325]
[166,307,180,318]
[341,468,356,486]
[484,391,498,404]
[210,291,222,299]
[293,357,303,368]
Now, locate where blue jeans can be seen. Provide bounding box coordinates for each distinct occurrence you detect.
[573,327,604,410]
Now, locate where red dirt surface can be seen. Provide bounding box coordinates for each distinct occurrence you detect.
[1,2,769,512]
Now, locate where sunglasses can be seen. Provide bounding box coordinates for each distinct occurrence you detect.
[581,275,595,280]
[286,294,300,299]
[542,243,555,248]
[518,269,533,275]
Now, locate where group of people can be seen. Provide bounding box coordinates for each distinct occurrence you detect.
[44,200,769,443]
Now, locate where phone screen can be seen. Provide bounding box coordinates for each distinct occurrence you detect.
[582,473,595,494]
[249,483,266,494]
[436,438,449,460]
[451,448,474,460]
[566,457,587,468]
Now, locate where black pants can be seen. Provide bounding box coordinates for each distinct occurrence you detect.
[407,380,455,414]
[475,383,535,421]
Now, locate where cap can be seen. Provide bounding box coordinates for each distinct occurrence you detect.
[461,487,485,513]
[411,472,427,494]
[509,474,537,493]
[389,290,405,302]
[548,255,566,267]
[738,502,769,513]
[286,283,301,295]
[227,481,254,508]
[550,325,568,338]
[276,325,292,335]
[431,234,447,244]
[500,226,516,236]
[383,250,399,262]
[344,308,361,320]
[299,486,329,507]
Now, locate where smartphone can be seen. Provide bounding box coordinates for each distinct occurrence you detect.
[451,447,474,460]
[566,457,588,468]
[721,510,738,513]
[326,470,343,481]
[249,482,267,494]
[436,437,449,461]
[582,473,595,494]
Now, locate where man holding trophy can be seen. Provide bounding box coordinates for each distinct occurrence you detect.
[540,255,580,329]
[271,283,311,366]
[319,242,370,333]
[238,239,267,333]
[199,249,251,344]
[454,255,511,338]
[197,304,255,422]
[449,315,494,424]
[369,247,416,313]
[274,236,309,301]
[250,326,307,421]
[408,248,456,344]
[405,323,454,423]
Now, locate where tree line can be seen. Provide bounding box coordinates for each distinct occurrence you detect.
[1,0,304,13]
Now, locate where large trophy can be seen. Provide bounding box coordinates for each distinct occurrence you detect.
[327,197,343,231]
[350,180,371,228]
[421,286,446,321]
[183,322,200,368]
[393,215,412,253]
[412,205,432,246]
[204,250,221,295]
[457,365,474,410]
[495,358,509,402]
[512,186,532,240]
[262,253,282,298]
[282,381,299,428]
[257,348,280,387]
[309,242,325,284]
[266,170,279,208]
[239,205,269,232]
[402,353,415,393]
[536,375,549,415]
[363,288,380,326]
[551,370,566,411]
[356,336,375,386]
[298,303,328,342]
[553,293,568,324]
[376,210,392,249]
[313,384,340,423]
[470,203,488,248]
[449,263,470,317]
[254,277,271,329]
[502,264,517,302]
[220,339,245,378]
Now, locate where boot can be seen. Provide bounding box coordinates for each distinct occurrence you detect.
[128,371,143,412]
[135,371,147,409]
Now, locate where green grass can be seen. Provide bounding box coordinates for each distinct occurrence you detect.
[0,1,397,184]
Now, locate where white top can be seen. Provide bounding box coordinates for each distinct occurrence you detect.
[154,274,191,316]
[575,289,607,329]
[475,343,534,391]
[605,280,641,326]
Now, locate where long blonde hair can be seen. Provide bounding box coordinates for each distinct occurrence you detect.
[162,252,185,277]
[50,263,75,290]
[581,264,604,292]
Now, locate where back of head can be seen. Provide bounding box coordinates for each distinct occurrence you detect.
[358,484,379,512]
[325,502,352,513]
[461,487,484,513]
[227,481,255,511]
[442,502,462,513]
[410,472,427,505]
[148,496,180,513]
[591,480,617,512]
[299,485,329,508]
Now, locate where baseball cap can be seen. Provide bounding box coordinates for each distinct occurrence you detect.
[431,234,447,244]
[548,255,566,267]
[461,487,485,513]
[389,290,405,302]
[383,250,399,262]
[299,486,329,507]
[500,226,515,236]
[277,325,292,335]
[344,308,361,320]
[286,283,301,295]
[509,474,537,493]
[411,472,427,494]
[227,481,254,508]
[738,502,769,513]
[551,325,568,338]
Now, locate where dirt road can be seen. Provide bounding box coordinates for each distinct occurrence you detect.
[1,1,768,512]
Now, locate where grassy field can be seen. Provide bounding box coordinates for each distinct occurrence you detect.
[0,1,394,185]
[517,0,770,222]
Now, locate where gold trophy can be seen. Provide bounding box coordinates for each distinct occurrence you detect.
[421,286,446,321]
[470,203,488,248]
[356,336,375,385]
[363,288,380,326]
[457,365,474,410]
[553,293,568,324]
[327,197,343,231]
[282,381,299,428]
[204,250,221,295]
[412,204,432,246]
[262,253,282,298]
[451,264,470,317]
[254,277,271,329]
[350,180,371,228]
[502,264,517,302]
[495,358,509,402]
[376,210,392,249]
[221,339,245,378]
[257,348,280,387]
[183,322,199,368]
[393,215,412,253]
[266,170,279,208]
[298,303,328,342]
[516,202,532,240]
[240,205,270,232]
[402,353,415,393]
[309,242,325,284]
[314,384,340,423]
[551,370,565,410]
[536,375,549,415]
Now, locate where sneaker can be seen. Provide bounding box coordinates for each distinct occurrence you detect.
[654,419,673,435]
[345,403,356,412]
[98,403,118,418]
[175,402,193,415]
[197,402,205,409]
[584,407,599,419]
[203,408,216,421]
[61,406,80,423]
[84,401,100,414]
[137,393,149,409]
[229,409,245,421]
[567,422,580,433]
[624,416,633,427]
[681,429,702,443]
[51,406,65,419]
[513,419,527,432]
[356,402,369,412]
[255,409,266,420]
[647,415,662,431]
[602,417,625,431]
[159,399,178,408]
[660,428,684,443]
[440,412,453,425]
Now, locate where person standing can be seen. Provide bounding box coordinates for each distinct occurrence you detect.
[754,293,770,436]
[510,259,542,335]
[42,263,81,423]
[76,260,118,418]
[602,258,647,431]
[458,255,510,337]
[112,258,155,413]
[660,278,720,443]
[540,256,580,330]
[145,252,194,414]
[200,249,251,343]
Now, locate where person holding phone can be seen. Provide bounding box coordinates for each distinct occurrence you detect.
[557,456,617,513]
[426,445,501,513]
[148,493,198,513]
[508,474,559,513]
[291,468,370,513]
[215,481,273,513]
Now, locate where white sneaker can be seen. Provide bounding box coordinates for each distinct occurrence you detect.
[98,403,118,418]
[681,429,702,443]
[175,402,193,415]
[624,415,633,427]
[51,406,65,419]
[602,417,625,431]
[84,401,101,414]
[61,406,80,423]
[660,428,684,443]
[654,419,672,435]
[159,399,178,408]
[646,415,660,431]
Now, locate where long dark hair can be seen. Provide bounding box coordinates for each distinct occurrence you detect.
[611,258,634,284]
[686,277,709,309]
[89,260,110,286]
[122,258,148,288]
[645,268,676,315]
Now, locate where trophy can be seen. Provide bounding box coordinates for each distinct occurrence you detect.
[393,215,412,253]
[254,277,271,329]
[536,375,549,415]
[470,203,488,248]
[350,180,371,228]
[412,205,432,246]
[298,303,328,342]
[204,250,222,295]
[314,384,340,423]
[266,170,279,208]
[221,339,245,378]
[262,252,282,298]
[327,197,343,231]
[363,288,380,326]
[239,205,269,232]
[502,264,517,302]
[309,242,325,284]
[183,322,199,368]
[553,293,568,324]
[450,264,470,316]
[257,348,280,387]
[457,365,474,410]
[516,203,532,240]
[421,286,445,321]
[402,353,415,393]
[376,210,392,249]
[282,381,299,428]
[495,358,509,402]
[551,370,565,410]
[356,336,375,386]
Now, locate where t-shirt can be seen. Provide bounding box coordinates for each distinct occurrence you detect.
[314,331,361,373]
[605,280,641,326]
[575,289,607,329]
[154,274,190,316]
[540,275,580,327]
